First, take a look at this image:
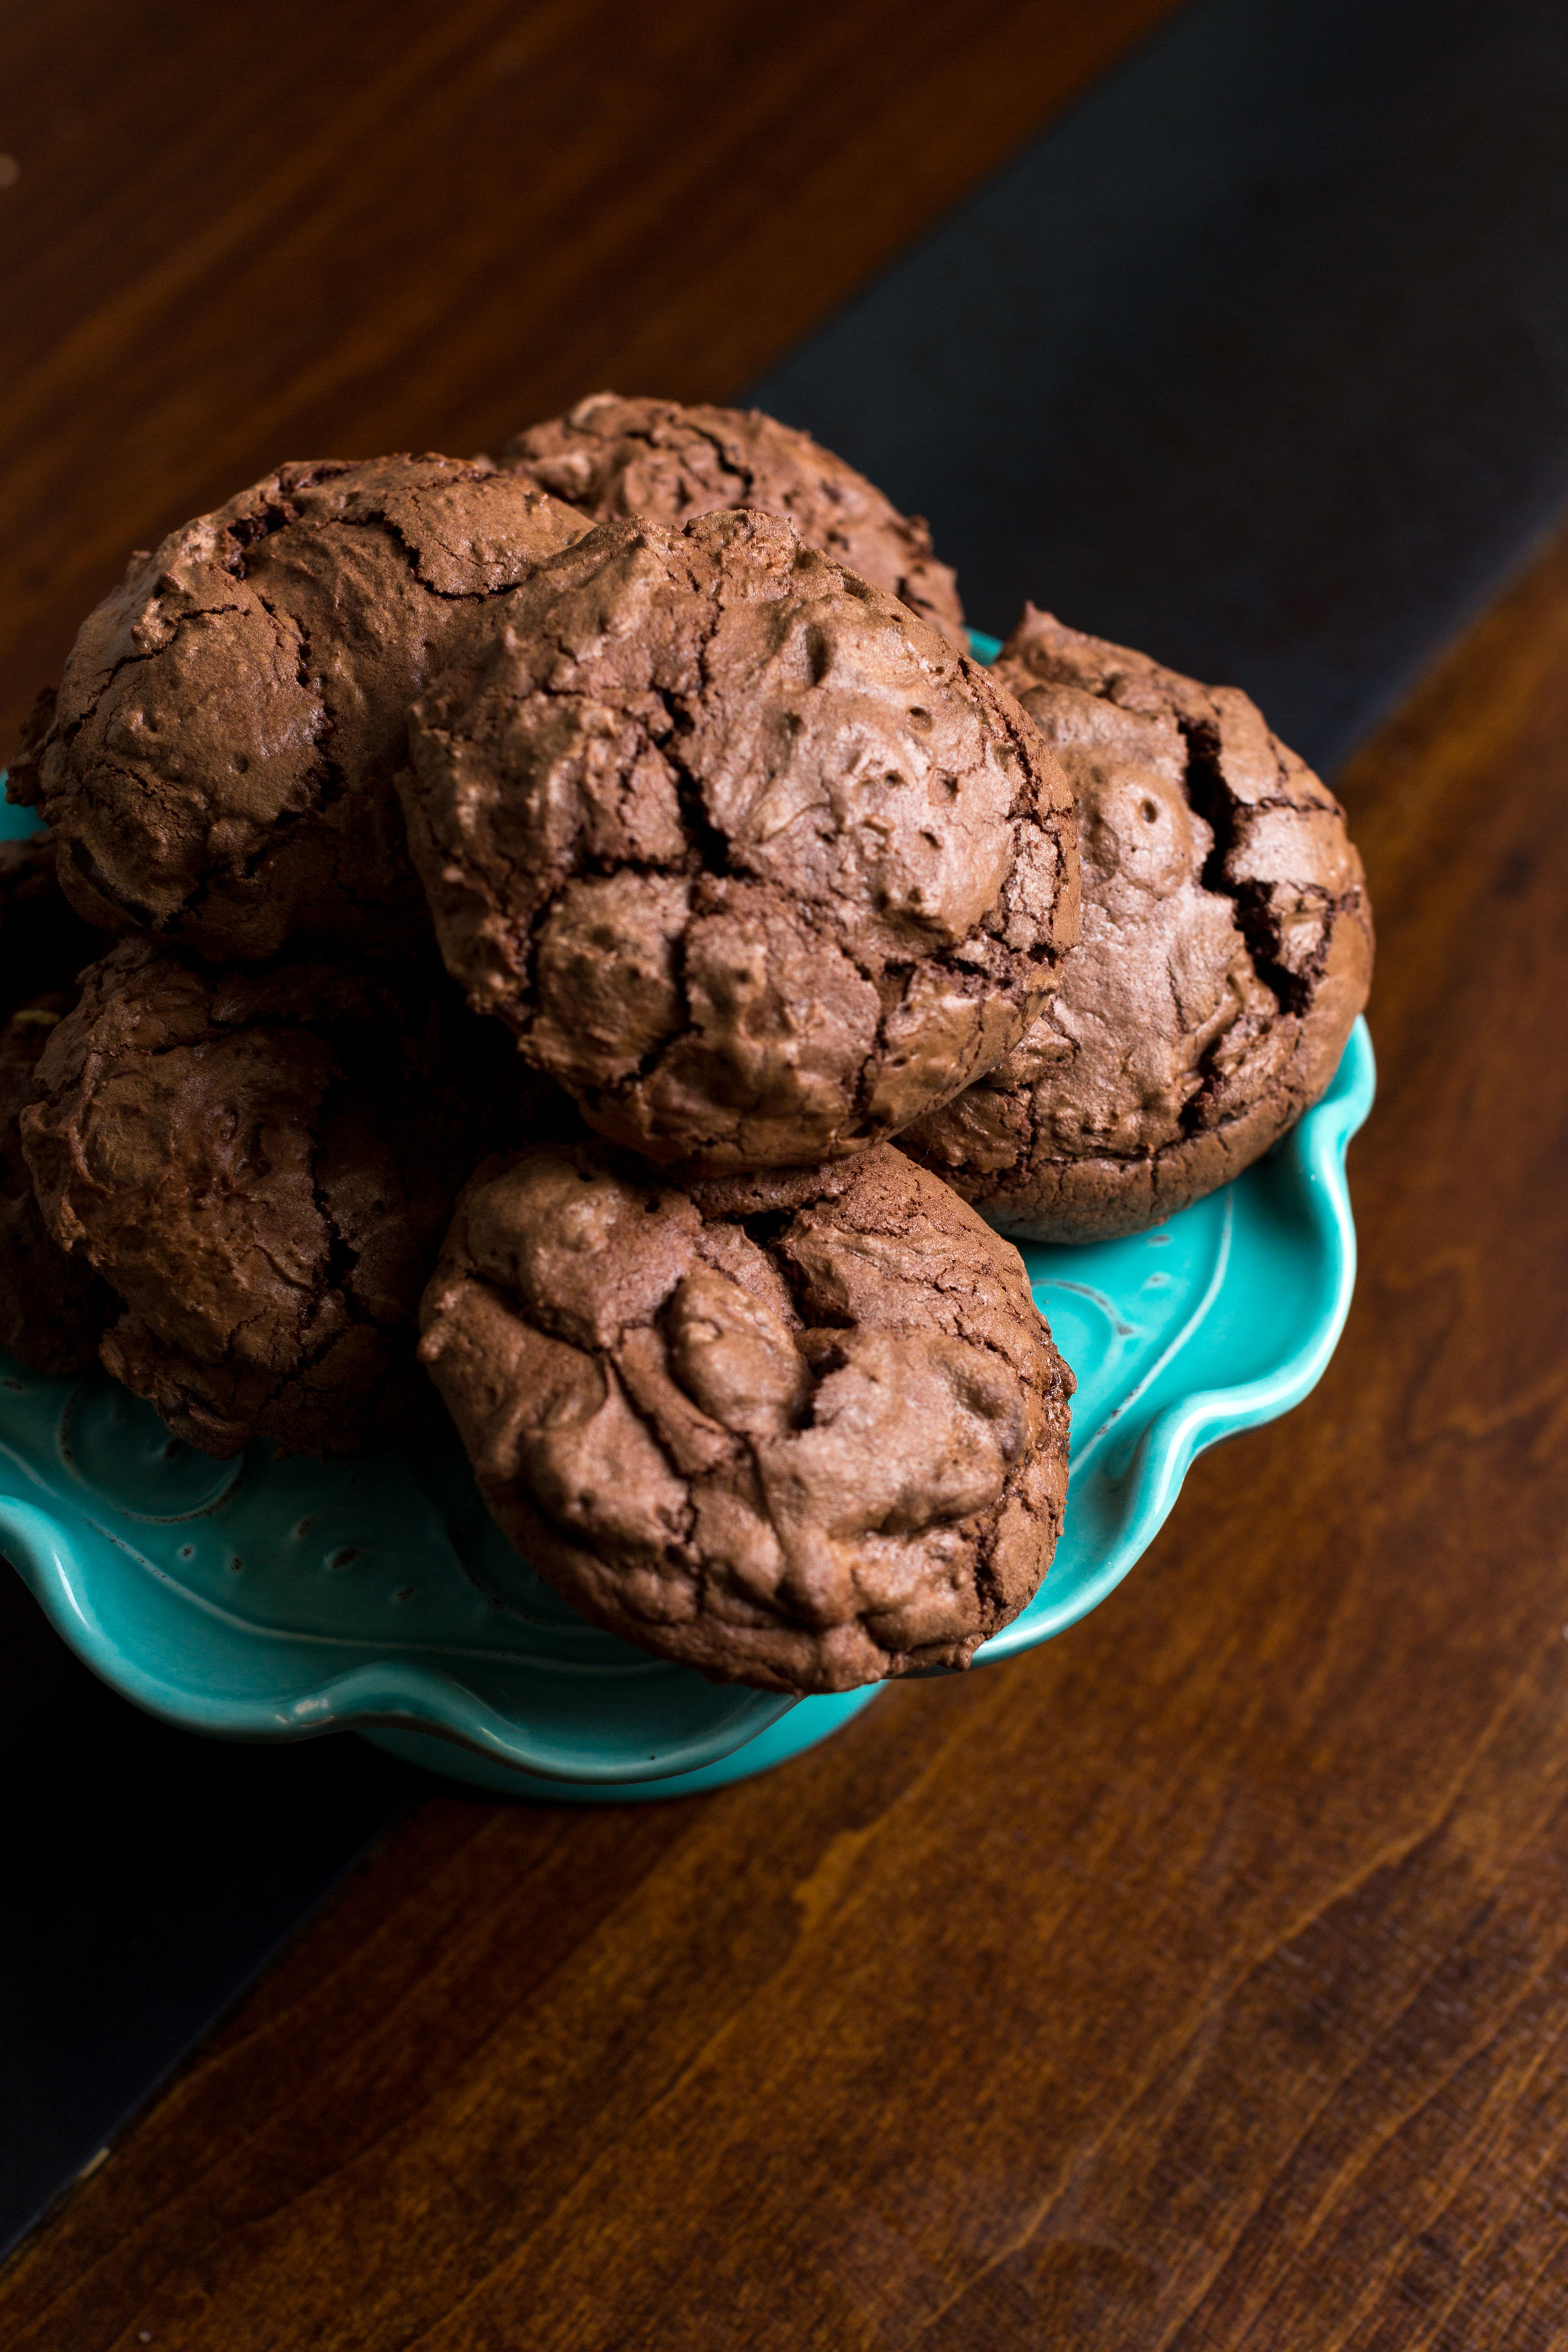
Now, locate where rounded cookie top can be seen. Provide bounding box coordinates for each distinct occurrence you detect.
[500,392,966,645]
[401,510,1078,1175]
[0,837,114,1376]
[419,1141,1073,1693]
[21,939,545,1458]
[12,455,587,960]
[902,608,1374,1241]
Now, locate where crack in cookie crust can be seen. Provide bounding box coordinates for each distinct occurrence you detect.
[401,512,1079,1175]
[900,608,1374,1241]
[500,391,969,647]
[20,938,561,1458]
[419,1141,1073,1693]
[14,457,589,961]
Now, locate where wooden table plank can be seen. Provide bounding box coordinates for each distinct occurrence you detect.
[7,2,1568,2343]
[0,0,1174,756]
[0,0,1181,2252]
[7,518,1568,2344]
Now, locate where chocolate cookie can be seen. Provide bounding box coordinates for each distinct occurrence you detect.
[500,392,967,645]
[401,510,1078,1175]
[10,456,587,961]
[0,836,114,1374]
[22,941,550,1458]
[419,1141,1073,1693]
[902,609,1373,1240]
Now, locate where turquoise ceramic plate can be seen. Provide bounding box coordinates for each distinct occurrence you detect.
[0,1021,1373,1799]
[0,770,1374,1802]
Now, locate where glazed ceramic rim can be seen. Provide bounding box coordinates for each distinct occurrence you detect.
[2,1022,1373,1778]
[981,1015,1373,1659]
[0,759,1372,1780]
[0,1491,802,1784]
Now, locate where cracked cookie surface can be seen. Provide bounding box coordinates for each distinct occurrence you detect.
[10,455,587,960]
[902,608,1373,1240]
[400,510,1079,1175]
[0,836,114,1374]
[419,1141,1073,1693]
[500,391,967,645]
[22,939,547,1458]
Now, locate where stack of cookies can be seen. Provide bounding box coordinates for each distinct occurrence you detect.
[1,397,1373,1695]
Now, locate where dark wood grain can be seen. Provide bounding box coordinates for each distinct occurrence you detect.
[0,0,1172,757]
[7,3,1568,2346]
[7,542,1568,2349]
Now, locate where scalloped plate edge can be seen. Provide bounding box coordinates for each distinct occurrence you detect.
[981,1015,1375,1661]
[3,1022,1373,1778]
[1,1495,797,1786]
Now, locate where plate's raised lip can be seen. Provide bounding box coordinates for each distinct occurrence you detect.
[0,1491,798,1786]
[979,1016,1374,1660]
[1,1013,1373,1780]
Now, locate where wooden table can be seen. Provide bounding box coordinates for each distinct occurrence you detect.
[6,5,1568,2344]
